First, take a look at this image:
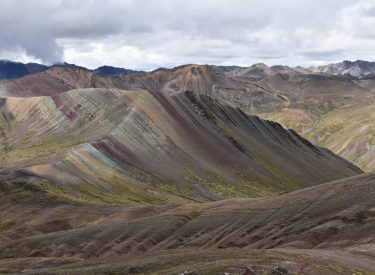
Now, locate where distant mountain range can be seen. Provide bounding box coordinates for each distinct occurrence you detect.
[0,60,145,80]
[0,60,48,79]
[3,59,375,80]
[309,60,375,78]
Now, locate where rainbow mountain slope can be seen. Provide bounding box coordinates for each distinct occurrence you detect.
[0,88,360,204]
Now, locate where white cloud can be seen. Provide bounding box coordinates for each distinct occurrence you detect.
[1,0,375,69]
[61,39,165,70]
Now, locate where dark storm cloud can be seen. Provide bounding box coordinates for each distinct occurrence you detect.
[0,0,374,69]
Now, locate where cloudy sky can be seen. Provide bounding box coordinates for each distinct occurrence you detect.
[1,0,375,70]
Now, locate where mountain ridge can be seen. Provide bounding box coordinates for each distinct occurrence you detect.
[310,59,375,78]
[0,60,144,80]
[4,59,375,81]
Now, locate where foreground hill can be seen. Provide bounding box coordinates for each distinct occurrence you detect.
[0,172,373,273]
[0,88,360,204]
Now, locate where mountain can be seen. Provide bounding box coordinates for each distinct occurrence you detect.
[51,61,91,71]
[0,88,360,205]
[110,64,291,114]
[3,63,375,171]
[0,171,373,273]
[104,63,375,171]
[0,60,48,80]
[229,63,312,81]
[0,63,290,112]
[310,60,375,78]
[93,65,144,76]
[0,67,100,97]
[117,63,375,171]
[253,67,375,171]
